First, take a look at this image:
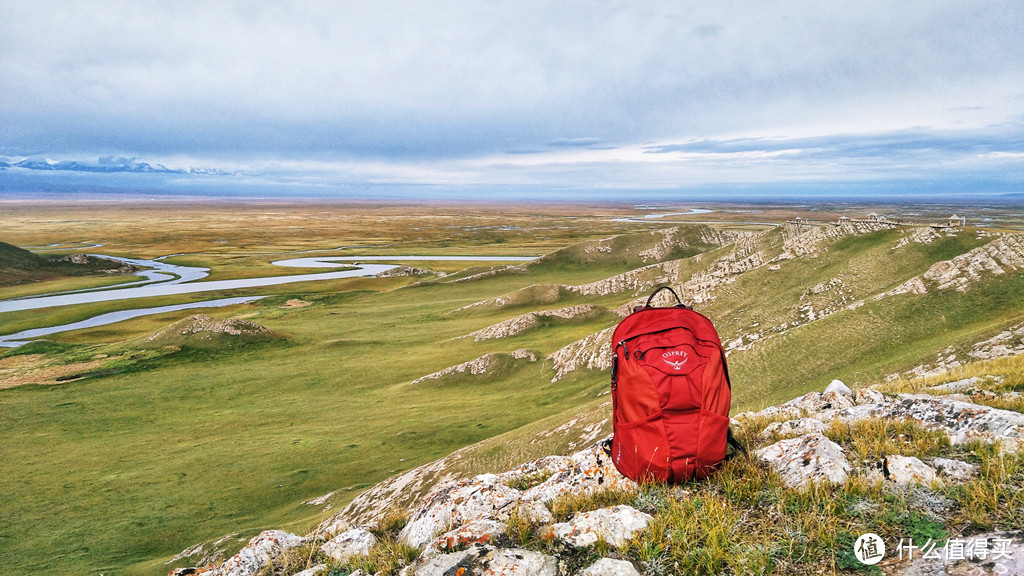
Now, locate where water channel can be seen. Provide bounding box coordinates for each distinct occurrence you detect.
[0,254,536,346]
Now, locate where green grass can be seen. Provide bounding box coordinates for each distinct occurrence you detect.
[2,217,1022,575]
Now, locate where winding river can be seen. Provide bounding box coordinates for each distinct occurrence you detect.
[0,254,536,346]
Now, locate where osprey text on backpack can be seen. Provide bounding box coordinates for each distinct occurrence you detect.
[609,286,742,483]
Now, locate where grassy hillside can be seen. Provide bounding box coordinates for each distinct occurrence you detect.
[0,240,137,288]
[2,217,1022,575]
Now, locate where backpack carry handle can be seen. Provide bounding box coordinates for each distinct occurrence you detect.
[643,286,691,309]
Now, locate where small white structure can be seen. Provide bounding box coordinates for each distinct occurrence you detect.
[948,214,966,227]
[867,212,887,222]
[837,216,851,224]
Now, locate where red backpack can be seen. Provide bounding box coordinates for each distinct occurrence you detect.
[610,287,743,483]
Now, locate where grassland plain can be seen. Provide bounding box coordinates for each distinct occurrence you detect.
[1,201,1022,575]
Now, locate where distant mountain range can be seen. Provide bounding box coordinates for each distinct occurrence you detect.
[0,157,236,176]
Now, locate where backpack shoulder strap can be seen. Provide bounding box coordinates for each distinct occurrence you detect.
[724,427,747,460]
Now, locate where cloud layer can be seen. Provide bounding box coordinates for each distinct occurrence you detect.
[1,1,1022,197]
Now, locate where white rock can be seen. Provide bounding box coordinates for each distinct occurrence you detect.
[521,438,636,502]
[930,458,978,483]
[410,544,556,576]
[824,379,853,398]
[760,417,828,439]
[205,530,306,576]
[755,433,852,489]
[578,558,642,576]
[855,388,886,405]
[400,477,522,548]
[837,394,1024,448]
[547,505,653,549]
[411,545,479,576]
[487,547,558,576]
[884,455,943,487]
[429,519,506,552]
[928,377,983,392]
[320,528,377,562]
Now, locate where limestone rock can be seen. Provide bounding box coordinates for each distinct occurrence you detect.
[410,544,556,576]
[837,394,1024,449]
[462,305,599,341]
[411,350,537,384]
[917,235,1024,292]
[930,457,978,483]
[547,327,615,383]
[203,530,306,576]
[756,433,852,489]
[399,475,523,548]
[884,455,942,487]
[823,379,853,398]
[570,261,681,297]
[760,417,828,439]
[578,558,642,576]
[376,265,435,278]
[547,505,652,549]
[969,322,1024,361]
[520,438,636,502]
[928,377,984,393]
[146,314,275,344]
[320,528,377,562]
[430,519,507,552]
[855,388,886,405]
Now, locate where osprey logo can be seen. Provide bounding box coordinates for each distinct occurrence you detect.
[662,350,689,371]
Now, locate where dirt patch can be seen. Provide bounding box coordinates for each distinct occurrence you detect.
[280,299,313,308]
[0,354,111,389]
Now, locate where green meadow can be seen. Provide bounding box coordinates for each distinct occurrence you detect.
[2,203,1022,575]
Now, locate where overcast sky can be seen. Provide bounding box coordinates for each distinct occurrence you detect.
[1,1,1022,199]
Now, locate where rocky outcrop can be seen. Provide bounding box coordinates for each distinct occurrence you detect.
[375,265,437,278]
[190,530,306,576]
[570,260,681,298]
[887,234,1024,295]
[459,305,600,341]
[776,221,894,260]
[320,528,376,562]
[738,380,1024,455]
[183,373,1024,576]
[883,455,942,487]
[891,226,943,249]
[546,505,652,548]
[411,349,537,384]
[454,264,529,283]
[145,314,276,346]
[756,433,852,488]
[455,284,572,311]
[399,439,635,549]
[545,327,614,382]
[409,544,557,576]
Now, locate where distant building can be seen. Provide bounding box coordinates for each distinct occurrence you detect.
[867,212,887,222]
[837,216,851,224]
[948,214,966,227]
